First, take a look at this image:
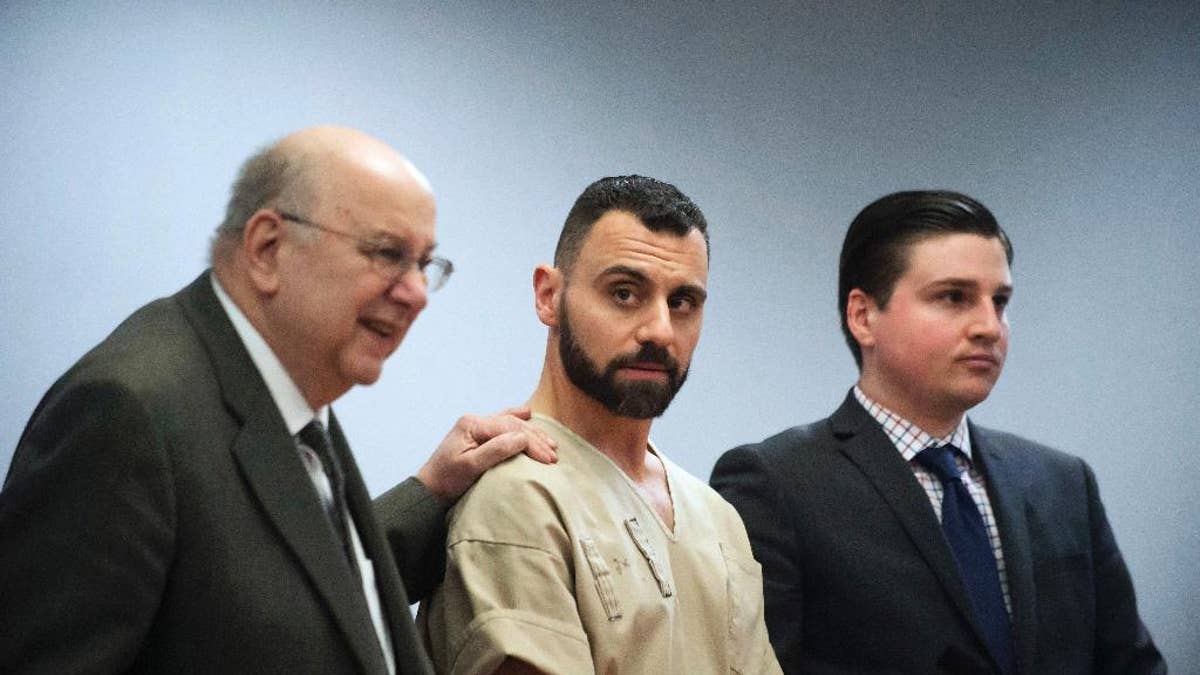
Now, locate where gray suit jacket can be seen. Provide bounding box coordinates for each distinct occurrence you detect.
[1,272,444,674]
[711,391,1164,674]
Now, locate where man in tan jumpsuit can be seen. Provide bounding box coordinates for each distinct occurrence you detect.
[419,175,781,674]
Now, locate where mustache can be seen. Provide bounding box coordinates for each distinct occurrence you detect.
[608,343,680,374]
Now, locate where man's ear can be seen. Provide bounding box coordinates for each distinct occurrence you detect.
[242,209,286,295]
[845,288,879,351]
[533,264,563,328]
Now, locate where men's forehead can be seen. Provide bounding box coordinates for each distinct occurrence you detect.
[577,211,708,276]
[902,233,1011,284]
[319,156,437,242]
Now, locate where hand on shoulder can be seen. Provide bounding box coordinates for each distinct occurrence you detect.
[417,406,558,503]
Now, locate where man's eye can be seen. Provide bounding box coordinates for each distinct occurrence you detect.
[939,290,966,304]
[994,294,1011,311]
[372,248,409,265]
[669,295,698,313]
[612,287,636,304]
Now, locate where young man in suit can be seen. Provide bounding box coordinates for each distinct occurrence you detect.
[418,176,780,674]
[711,191,1165,674]
[0,126,555,674]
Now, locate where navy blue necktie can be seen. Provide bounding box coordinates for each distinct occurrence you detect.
[298,420,359,581]
[916,444,1015,675]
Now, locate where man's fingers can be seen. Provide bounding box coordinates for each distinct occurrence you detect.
[463,414,556,454]
[423,412,557,503]
[470,431,528,470]
[473,428,558,470]
[460,414,520,442]
[493,406,532,420]
[522,430,558,465]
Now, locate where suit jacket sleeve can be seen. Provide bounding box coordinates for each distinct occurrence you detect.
[1081,460,1166,675]
[711,443,811,672]
[713,440,902,675]
[374,477,450,602]
[0,380,175,674]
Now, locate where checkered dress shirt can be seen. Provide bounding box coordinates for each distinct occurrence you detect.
[853,386,1012,616]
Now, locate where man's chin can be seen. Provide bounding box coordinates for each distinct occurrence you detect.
[347,358,386,387]
[605,384,676,419]
[610,407,664,420]
[951,382,996,411]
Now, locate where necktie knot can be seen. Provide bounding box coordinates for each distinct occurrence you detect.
[299,420,333,459]
[297,419,346,502]
[915,444,963,484]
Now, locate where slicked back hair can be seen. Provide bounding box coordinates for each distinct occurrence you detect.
[208,141,314,265]
[839,190,1014,368]
[554,175,709,275]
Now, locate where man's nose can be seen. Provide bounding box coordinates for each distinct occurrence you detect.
[635,300,674,347]
[388,267,429,313]
[968,299,1004,340]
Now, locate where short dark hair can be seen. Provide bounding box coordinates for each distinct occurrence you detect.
[838,190,1014,368]
[554,175,709,273]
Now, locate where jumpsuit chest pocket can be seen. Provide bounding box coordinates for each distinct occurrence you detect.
[721,542,766,672]
[579,517,676,622]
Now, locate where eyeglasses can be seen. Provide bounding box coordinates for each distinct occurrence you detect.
[277,211,453,292]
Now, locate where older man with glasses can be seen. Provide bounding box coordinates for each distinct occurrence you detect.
[0,126,556,675]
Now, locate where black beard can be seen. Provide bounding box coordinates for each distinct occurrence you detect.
[557,302,688,419]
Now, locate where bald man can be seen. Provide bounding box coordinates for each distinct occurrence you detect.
[0,127,555,674]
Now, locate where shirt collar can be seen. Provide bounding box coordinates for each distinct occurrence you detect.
[211,274,329,435]
[852,385,972,462]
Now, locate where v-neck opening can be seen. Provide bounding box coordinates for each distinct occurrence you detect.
[532,413,679,540]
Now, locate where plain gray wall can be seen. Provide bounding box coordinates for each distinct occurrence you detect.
[3,1,1196,668]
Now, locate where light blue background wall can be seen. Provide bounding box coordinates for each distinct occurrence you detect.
[3,1,1197,667]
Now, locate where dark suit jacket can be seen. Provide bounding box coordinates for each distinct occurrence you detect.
[1,272,445,674]
[711,391,1164,675]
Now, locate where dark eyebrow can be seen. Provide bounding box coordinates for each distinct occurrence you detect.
[599,265,650,283]
[929,278,1013,295]
[674,283,708,303]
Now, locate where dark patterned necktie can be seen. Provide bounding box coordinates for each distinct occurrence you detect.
[298,420,359,581]
[916,444,1015,675]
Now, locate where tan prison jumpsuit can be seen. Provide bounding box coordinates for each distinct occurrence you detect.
[419,414,781,674]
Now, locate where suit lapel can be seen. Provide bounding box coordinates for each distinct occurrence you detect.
[329,415,433,675]
[830,393,985,650]
[972,425,1037,675]
[176,272,388,674]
